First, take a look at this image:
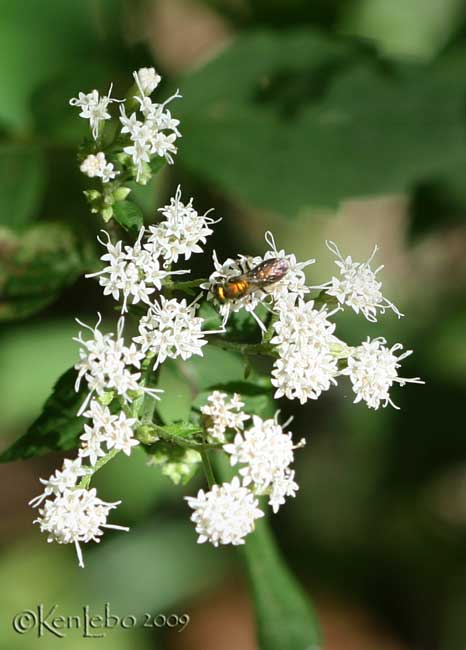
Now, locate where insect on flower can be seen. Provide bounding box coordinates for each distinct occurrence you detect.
[213,258,290,302]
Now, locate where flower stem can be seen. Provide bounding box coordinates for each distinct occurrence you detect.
[136,423,223,451]
[200,450,216,488]
[78,449,120,489]
[163,278,207,294]
[208,337,277,357]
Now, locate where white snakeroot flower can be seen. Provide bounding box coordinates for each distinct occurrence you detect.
[316,241,403,322]
[269,469,299,514]
[271,348,339,404]
[79,400,139,465]
[104,411,139,456]
[185,476,264,546]
[119,87,181,181]
[74,314,162,414]
[33,487,128,568]
[134,296,222,368]
[87,229,187,313]
[145,186,219,266]
[80,152,118,183]
[200,391,250,442]
[28,458,88,508]
[134,67,161,96]
[202,231,314,331]
[271,296,341,403]
[201,250,266,329]
[272,295,339,354]
[258,231,314,302]
[344,337,424,410]
[224,414,303,493]
[70,85,121,140]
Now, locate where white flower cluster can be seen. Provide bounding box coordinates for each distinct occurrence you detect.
[187,406,303,546]
[120,72,181,181]
[316,240,403,322]
[70,67,181,182]
[202,234,423,410]
[200,391,250,442]
[30,314,147,567]
[135,296,214,367]
[145,186,219,266]
[87,229,185,313]
[29,448,130,568]
[271,296,341,404]
[33,484,128,568]
[74,314,161,412]
[224,414,304,513]
[343,337,423,409]
[186,476,264,546]
[79,400,139,465]
[69,84,120,139]
[203,231,314,330]
[29,66,424,565]
[80,152,118,183]
[87,187,218,313]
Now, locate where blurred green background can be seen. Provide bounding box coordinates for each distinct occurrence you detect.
[1,1,466,649]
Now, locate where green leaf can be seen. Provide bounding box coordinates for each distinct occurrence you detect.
[183,346,246,390]
[216,455,320,650]
[113,200,144,232]
[0,320,78,433]
[242,515,321,650]
[0,368,85,462]
[149,156,167,174]
[0,222,92,321]
[157,360,194,424]
[177,29,466,216]
[0,144,45,228]
[0,0,123,130]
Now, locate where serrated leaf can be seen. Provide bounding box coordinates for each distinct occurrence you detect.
[0,368,85,462]
[113,200,144,232]
[0,222,92,321]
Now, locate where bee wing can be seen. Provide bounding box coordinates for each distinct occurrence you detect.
[244,258,290,285]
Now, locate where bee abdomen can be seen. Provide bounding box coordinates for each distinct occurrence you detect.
[224,280,249,299]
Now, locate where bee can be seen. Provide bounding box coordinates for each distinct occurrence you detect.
[213,257,290,302]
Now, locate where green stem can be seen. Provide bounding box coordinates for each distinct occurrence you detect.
[208,337,278,357]
[136,423,223,451]
[200,450,216,488]
[78,449,120,489]
[163,278,208,294]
